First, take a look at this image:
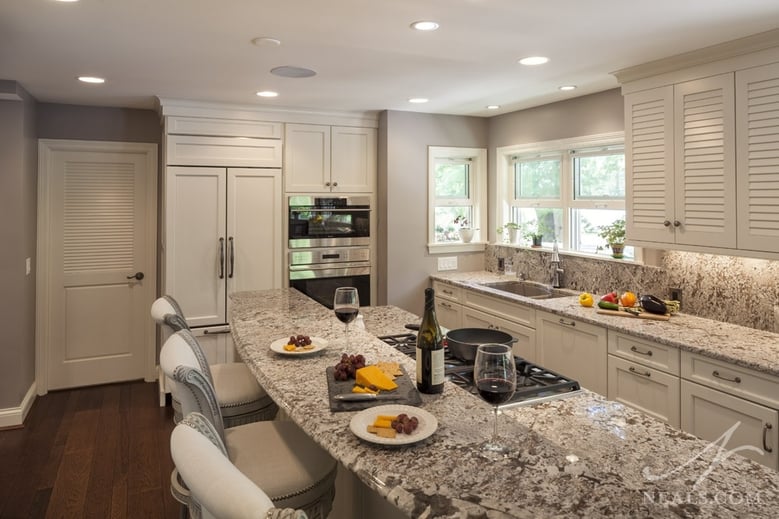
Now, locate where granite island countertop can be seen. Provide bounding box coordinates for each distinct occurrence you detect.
[230,288,779,518]
[431,271,779,378]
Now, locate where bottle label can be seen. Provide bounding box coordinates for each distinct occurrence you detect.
[416,347,445,387]
[430,348,445,385]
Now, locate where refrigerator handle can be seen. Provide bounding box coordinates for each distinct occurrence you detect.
[218,237,225,279]
[228,236,235,278]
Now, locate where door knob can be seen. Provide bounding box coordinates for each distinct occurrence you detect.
[126,272,144,281]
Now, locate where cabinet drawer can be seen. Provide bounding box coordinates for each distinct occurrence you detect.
[681,351,779,409]
[607,354,680,428]
[461,307,537,363]
[166,135,283,167]
[463,290,534,328]
[432,281,462,303]
[681,380,778,470]
[167,116,283,139]
[434,299,462,331]
[608,332,680,375]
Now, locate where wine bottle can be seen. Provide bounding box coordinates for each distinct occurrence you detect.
[416,287,444,394]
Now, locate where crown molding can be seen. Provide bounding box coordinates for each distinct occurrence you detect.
[156,97,380,128]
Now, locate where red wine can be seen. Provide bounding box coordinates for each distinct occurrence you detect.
[476,379,515,405]
[335,308,358,324]
[416,288,444,394]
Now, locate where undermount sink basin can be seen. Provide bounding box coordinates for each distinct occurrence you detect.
[479,280,575,299]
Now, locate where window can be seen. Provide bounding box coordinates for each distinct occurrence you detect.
[428,146,487,252]
[498,133,636,260]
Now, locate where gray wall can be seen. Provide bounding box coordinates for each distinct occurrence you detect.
[380,110,488,316]
[0,86,37,409]
[0,99,160,412]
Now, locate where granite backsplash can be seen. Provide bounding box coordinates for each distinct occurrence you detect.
[486,245,779,333]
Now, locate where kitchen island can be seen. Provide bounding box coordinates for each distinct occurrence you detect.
[230,288,779,518]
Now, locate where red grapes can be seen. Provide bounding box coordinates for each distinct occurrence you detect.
[333,353,366,381]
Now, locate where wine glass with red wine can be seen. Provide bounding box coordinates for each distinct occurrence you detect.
[473,343,517,453]
[333,287,359,348]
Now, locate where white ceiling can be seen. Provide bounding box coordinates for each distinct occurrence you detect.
[3,0,779,117]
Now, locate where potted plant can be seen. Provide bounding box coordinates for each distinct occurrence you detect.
[522,220,544,247]
[496,222,521,244]
[454,215,475,243]
[597,219,626,258]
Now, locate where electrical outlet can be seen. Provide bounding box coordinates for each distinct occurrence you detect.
[437,256,458,271]
[670,287,682,306]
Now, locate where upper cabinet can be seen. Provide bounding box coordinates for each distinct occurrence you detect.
[285,124,376,193]
[616,30,779,258]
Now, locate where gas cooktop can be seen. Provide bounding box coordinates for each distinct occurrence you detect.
[377,332,582,408]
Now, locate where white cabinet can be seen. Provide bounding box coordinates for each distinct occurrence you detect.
[607,332,681,427]
[462,306,536,362]
[736,62,779,254]
[625,74,736,248]
[190,326,236,364]
[165,166,284,330]
[284,124,376,193]
[536,310,607,396]
[432,280,462,330]
[681,351,779,470]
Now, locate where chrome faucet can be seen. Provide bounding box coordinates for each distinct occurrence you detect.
[550,242,563,288]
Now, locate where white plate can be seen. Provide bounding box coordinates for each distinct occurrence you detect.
[349,404,438,446]
[269,336,328,356]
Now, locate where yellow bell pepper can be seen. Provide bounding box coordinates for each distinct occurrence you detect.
[579,292,594,307]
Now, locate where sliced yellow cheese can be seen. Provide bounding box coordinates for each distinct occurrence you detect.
[355,365,398,392]
[351,385,378,394]
[372,418,393,429]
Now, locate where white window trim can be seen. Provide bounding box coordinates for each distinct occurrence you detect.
[496,131,643,262]
[428,146,487,254]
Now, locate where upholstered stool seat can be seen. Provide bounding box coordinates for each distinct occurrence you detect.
[151,295,278,426]
[161,330,337,519]
[171,412,308,519]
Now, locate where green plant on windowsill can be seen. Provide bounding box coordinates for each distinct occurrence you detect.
[597,219,626,258]
[496,222,521,244]
[522,220,545,247]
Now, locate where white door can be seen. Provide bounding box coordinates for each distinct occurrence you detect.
[165,166,227,327]
[37,140,157,391]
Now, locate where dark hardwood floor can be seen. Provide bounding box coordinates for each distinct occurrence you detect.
[0,381,180,519]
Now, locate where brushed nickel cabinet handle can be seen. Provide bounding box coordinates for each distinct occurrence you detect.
[203,329,231,335]
[713,370,741,384]
[228,237,235,279]
[440,302,452,309]
[630,345,653,357]
[218,237,225,279]
[558,318,576,327]
[629,366,651,378]
[763,423,773,453]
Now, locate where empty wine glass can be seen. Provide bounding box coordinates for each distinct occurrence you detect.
[473,343,517,453]
[333,287,359,348]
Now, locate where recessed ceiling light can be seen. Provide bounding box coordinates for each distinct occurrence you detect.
[486,105,500,110]
[77,76,105,84]
[410,20,439,31]
[559,85,577,91]
[270,66,316,78]
[251,37,281,47]
[256,91,279,98]
[518,56,549,66]
[408,98,428,104]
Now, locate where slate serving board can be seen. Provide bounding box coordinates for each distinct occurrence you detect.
[326,365,422,412]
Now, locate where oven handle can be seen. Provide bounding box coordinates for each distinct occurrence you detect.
[289,265,371,280]
[290,207,371,213]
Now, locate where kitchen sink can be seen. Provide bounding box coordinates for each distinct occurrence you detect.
[479,280,576,299]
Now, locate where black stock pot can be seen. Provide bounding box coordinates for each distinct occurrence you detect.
[445,328,517,362]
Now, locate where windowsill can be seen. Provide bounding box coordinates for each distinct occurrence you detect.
[491,242,643,265]
[428,242,487,254]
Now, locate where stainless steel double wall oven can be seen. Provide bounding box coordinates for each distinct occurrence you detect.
[288,195,371,308]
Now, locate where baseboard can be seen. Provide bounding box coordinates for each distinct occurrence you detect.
[0,381,37,428]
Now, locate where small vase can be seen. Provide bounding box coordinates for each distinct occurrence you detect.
[507,228,518,244]
[459,228,474,243]
[610,243,624,259]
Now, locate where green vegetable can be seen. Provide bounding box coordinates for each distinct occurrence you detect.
[597,300,620,311]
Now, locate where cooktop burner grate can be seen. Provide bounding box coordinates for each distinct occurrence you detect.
[377,331,581,407]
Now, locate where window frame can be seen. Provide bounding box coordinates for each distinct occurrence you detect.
[496,132,641,261]
[428,146,487,254]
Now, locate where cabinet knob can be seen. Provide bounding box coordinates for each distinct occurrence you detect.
[663,220,672,227]
[325,181,331,187]
[673,220,681,228]
[332,181,338,187]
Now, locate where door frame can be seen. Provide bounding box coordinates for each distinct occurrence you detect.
[36,139,158,395]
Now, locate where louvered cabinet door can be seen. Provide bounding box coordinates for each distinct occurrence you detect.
[736,63,779,253]
[624,86,676,244]
[673,74,737,248]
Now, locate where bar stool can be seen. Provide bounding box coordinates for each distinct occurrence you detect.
[151,295,278,427]
[171,412,307,519]
[161,331,337,519]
